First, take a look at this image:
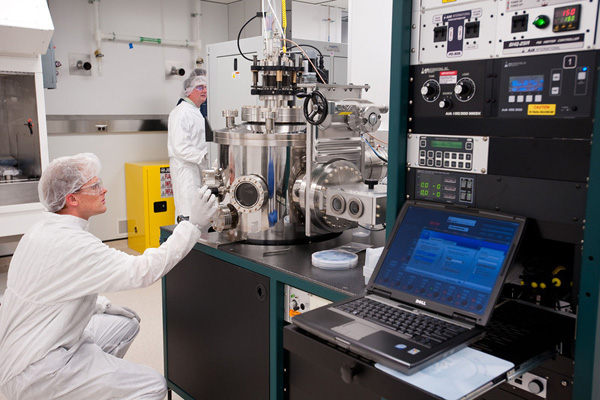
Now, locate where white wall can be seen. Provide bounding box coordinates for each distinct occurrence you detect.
[228,0,262,41]
[292,2,343,43]
[228,1,345,44]
[45,0,228,115]
[348,0,393,131]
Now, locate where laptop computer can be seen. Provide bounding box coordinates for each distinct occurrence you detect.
[292,200,526,375]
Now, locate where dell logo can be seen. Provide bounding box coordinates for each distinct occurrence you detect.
[415,299,427,306]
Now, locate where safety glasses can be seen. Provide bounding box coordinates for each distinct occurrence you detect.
[195,85,207,91]
[75,178,104,195]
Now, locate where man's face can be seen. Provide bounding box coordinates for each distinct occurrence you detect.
[194,85,207,106]
[72,177,107,219]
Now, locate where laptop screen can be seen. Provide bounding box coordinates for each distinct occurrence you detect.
[372,201,524,323]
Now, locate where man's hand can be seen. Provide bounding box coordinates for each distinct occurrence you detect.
[189,185,218,229]
[104,304,141,323]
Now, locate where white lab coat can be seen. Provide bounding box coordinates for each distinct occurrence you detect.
[0,213,201,399]
[168,99,208,218]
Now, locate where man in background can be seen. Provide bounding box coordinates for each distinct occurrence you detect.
[168,69,209,220]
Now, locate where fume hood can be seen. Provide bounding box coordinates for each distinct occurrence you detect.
[0,0,54,246]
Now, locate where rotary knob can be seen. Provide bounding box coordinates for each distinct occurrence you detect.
[454,77,476,102]
[291,299,300,311]
[528,379,544,394]
[421,79,440,102]
[438,98,453,109]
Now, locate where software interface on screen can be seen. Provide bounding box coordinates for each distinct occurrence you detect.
[374,206,520,315]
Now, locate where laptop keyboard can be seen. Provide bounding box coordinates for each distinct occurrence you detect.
[335,298,468,348]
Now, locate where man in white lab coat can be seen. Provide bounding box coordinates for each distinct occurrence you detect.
[168,72,209,220]
[0,153,217,400]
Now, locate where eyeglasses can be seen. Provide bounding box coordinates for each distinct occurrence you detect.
[75,178,104,195]
[195,85,207,91]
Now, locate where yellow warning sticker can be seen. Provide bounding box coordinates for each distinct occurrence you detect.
[528,104,556,116]
[338,112,353,115]
[442,0,457,3]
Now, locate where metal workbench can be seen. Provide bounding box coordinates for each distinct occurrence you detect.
[161,226,386,400]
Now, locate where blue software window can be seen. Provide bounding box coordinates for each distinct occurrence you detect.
[375,206,520,315]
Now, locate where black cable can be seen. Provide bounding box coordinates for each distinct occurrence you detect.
[287,44,323,59]
[238,12,266,61]
[287,44,329,83]
[358,223,386,232]
[362,135,388,163]
[288,44,326,73]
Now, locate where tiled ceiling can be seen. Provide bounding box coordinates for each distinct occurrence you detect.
[206,0,348,10]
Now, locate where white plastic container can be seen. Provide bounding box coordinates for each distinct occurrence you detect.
[363,247,384,284]
[312,249,359,270]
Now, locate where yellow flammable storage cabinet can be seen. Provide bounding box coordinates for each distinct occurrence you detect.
[125,161,174,253]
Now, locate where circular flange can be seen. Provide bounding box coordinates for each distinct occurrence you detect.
[212,203,239,232]
[229,174,268,213]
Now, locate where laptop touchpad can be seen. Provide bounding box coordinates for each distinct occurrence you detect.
[332,321,379,340]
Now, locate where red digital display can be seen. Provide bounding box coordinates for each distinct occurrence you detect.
[553,4,581,32]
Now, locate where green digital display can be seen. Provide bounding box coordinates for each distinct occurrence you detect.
[418,181,442,198]
[430,140,464,149]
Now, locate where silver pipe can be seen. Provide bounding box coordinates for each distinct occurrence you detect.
[305,123,316,237]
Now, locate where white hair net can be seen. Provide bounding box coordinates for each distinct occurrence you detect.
[189,68,206,77]
[38,153,102,212]
[183,75,208,96]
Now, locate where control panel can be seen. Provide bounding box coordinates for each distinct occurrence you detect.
[413,169,476,205]
[412,60,490,118]
[407,134,489,174]
[410,51,598,138]
[411,0,600,64]
[498,51,597,119]
[413,0,499,64]
[496,0,599,58]
[284,285,331,323]
[406,2,597,399]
